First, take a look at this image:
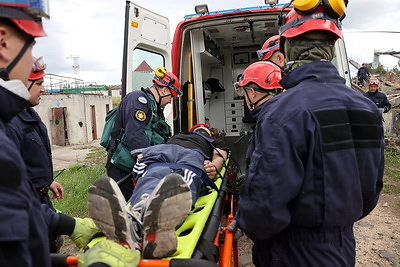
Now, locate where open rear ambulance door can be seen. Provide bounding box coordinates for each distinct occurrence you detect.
[121,1,173,126]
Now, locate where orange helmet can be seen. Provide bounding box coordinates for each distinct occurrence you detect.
[279,5,343,47]
[257,35,280,61]
[237,61,283,91]
[368,77,380,86]
[153,67,182,97]
[29,56,46,80]
[0,0,49,37]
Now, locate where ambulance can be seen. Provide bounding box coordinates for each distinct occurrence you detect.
[121,1,351,171]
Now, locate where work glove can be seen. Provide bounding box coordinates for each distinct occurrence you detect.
[78,238,141,267]
[227,219,243,241]
[70,218,101,249]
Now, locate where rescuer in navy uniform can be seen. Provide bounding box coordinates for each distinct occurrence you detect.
[357,63,370,87]
[106,67,182,200]
[7,57,64,210]
[233,3,384,267]
[364,77,391,113]
[7,56,66,253]
[0,1,140,266]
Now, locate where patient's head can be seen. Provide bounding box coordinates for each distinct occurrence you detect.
[190,124,212,137]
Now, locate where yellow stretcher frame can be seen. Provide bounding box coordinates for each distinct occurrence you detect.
[51,160,239,267]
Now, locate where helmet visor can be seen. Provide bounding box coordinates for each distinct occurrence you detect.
[256,43,279,60]
[0,0,49,18]
[233,82,253,97]
[32,55,46,72]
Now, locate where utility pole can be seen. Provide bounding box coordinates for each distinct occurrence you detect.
[67,55,80,87]
[67,55,80,76]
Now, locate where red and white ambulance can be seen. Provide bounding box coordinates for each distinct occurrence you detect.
[122,0,351,171]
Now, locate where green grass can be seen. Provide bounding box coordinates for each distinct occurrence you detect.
[52,144,400,219]
[383,149,400,194]
[51,150,106,218]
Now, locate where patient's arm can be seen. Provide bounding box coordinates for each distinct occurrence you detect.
[204,148,228,178]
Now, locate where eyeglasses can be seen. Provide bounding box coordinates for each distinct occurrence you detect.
[32,56,46,73]
[234,82,283,96]
[233,82,255,96]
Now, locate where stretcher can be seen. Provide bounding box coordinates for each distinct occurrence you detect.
[51,160,240,267]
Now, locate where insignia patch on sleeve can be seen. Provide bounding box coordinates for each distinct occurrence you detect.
[135,110,146,121]
[138,96,147,104]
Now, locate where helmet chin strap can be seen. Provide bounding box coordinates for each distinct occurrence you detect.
[0,38,34,81]
[267,59,285,72]
[244,89,271,111]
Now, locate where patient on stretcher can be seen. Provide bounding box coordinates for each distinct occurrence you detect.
[88,125,230,260]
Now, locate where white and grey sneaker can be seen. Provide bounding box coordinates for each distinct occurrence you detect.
[88,176,140,250]
[142,173,192,259]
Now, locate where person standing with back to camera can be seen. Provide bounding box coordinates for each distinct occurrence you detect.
[232,1,384,266]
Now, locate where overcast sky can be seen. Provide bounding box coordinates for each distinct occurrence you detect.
[33,0,400,85]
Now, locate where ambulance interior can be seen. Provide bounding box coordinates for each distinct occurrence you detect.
[177,12,281,132]
[172,11,283,171]
[175,9,349,171]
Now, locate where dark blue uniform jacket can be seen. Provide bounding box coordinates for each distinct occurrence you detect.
[116,88,164,153]
[0,85,74,266]
[357,66,369,78]
[236,61,384,241]
[364,91,391,112]
[7,107,53,189]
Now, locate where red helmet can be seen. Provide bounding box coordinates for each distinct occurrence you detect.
[0,0,49,37]
[279,6,343,41]
[29,56,46,80]
[237,61,283,91]
[153,67,182,97]
[257,35,280,61]
[189,123,210,132]
[368,77,380,86]
[189,123,212,137]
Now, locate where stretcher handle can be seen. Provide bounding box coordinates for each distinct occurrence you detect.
[171,259,218,267]
[116,172,133,186]
[138,258,218,267]
[50,254,78,267]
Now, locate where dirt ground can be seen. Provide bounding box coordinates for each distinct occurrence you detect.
[237,193,400,267]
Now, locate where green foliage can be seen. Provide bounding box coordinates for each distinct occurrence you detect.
[112,97,121,108]
[370,63,387,75]
[51,163,106,218]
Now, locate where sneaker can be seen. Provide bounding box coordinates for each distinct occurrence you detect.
[88,176,139,250]
[127,193,150,243]
[142,173,192,259]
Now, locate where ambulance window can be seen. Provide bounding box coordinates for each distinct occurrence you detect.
[131,48,165,91]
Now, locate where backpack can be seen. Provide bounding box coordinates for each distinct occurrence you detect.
[100,107,118,148]
[100,107,135,173]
